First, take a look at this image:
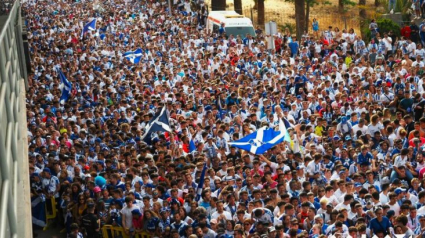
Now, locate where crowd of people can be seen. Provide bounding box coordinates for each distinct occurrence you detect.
[23,0,425,237]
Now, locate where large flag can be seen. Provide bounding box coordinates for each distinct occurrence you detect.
[81,18,97,39]
[31,194,46,228]
[189,140,196,153]
[142,107,171,143]
[58,69,72,104]
[281,118,294,149]
[182,139,197,154]
[195,162,207,202]
[229,119,287,154]
[123,48,143,64]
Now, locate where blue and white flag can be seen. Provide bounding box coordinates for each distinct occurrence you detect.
[58,69,72,104]
[142,107,171,143]
[81,18,97,39]
[31,194,46,228]
[229,119,286,154]
[195,162,207,202]
[123,48,143,64]
[189,139,196,153]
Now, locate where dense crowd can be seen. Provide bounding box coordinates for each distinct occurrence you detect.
[24,0,425,237]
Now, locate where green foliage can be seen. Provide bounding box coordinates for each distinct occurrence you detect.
[342,0,356,7]
[279,23,296,34]
[360,18,401,41]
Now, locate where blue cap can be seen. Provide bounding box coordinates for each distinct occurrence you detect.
[131,209,142,216]
[95,138,102,143]
[395,188,407,195]
[296,95,302,99]
[145,183,156,188]
[43,168,51,174]
[160,207,169,213]
[345,135,352,141]
[354,182,363,188]
[418,214,425,219]
[171,198,179,205]
[339,170,346,175]
[333,136,340,141]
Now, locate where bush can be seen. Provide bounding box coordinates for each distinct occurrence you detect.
[360,18,401,42]
[279,23,296,34]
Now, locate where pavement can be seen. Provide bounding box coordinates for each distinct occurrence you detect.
[33,226,66,238]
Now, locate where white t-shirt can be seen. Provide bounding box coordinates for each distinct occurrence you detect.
[121,205,141,229]
[387,202,400,216]
[394,155,408,168]
[352,124,368,136]
[379,192,389,204]
[367,123,384,136]
[211,210,232,220]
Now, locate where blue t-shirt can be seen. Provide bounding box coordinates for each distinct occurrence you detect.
[357,152,373,166]
[369,217,391,235]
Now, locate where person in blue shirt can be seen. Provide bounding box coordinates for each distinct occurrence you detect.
[357,145,373,167]
[170,212,188,237]
[368,207,392,237]
[288,39,299,58]
[218,23,226,36]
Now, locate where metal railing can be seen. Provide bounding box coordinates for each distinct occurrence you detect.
[0,0,31,238]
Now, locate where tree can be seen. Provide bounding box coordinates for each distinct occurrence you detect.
[257,0,265,26]
[234,0,242,14]
[212,0,226,11]
[338,0,356,12]
[295,0,306,40]
[359,0,367,38]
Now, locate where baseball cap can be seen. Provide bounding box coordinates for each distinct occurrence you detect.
[395,188,407,195]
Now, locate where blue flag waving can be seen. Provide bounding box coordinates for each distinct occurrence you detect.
[58,69,72,104]
[229,119,286,154]
[195,162,207,202]
[189,140,196,153]
[123,48,143,64]
[81,18,97,39]
[141,107,171,143]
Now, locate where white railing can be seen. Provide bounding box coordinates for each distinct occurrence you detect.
[0,1,31,238]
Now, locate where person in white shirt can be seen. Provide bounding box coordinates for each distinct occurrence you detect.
[321,186,339,206]
[352,119,369,136]
[387,192,401,216]
[211,200,232,221]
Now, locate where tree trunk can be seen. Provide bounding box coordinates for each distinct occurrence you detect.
[338,0,344,12]
[212,0,226,11]
[305,3,310,33]
[234,0,242,14]
[359,0,367,38]
[257,0,265,27]
[375,0,379,7]
[295,0,306,41]
[253,0,258,10]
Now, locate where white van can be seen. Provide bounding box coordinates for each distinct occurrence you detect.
[206,11,256,38]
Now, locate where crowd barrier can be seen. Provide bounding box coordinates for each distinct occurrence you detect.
[101,225,151,238]
[43,197,57,231]
[42,198,151,237]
